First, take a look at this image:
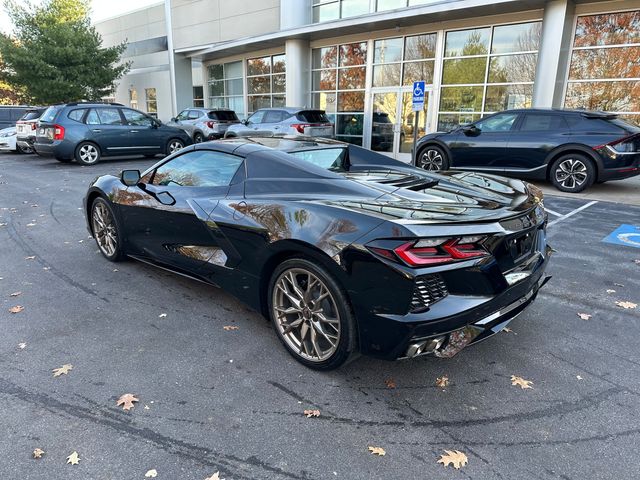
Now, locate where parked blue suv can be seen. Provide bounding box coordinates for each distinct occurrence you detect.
[34,102,192,165]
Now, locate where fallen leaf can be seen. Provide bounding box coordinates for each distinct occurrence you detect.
[66,451,80,465]
[614,283,624,287]
[502,327,515,334]
[437,450,468,469]
[9,305,24,314]
[158,313,167,318]
[436,376,449,388]
[25,256,35,260]
[18,342,26,349]
[576,375,583,380]
[145,469,158,478]
[144,405,150,410]
[634,259,640,265]
[368,446,386,456]
[26,223,36,227]
[116,393,139,411]
[385,378,396,389]
[616,301,637,309]
[303,409,320,418]
[223,325,239,331]
[606,289,616,294]
[577,313,592,320]
[32,448,44,459]
[511,375,533,389]
[9,291,22,297]
[113,268,118,272]
[52,364,73,377]
[43,267,50,271]
[204,473,222,480]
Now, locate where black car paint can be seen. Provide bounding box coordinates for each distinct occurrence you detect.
[416,109,640,182]
[85,139,550,360]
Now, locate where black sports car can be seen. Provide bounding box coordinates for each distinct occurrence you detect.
[84,137,552,370]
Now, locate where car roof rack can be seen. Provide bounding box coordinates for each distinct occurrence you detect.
[66,101,124,106]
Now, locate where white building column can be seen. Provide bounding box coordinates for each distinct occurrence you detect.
[532,0,575,108]
[164,0,193,116]
[285,38,310,108]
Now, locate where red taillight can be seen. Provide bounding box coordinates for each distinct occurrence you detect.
[53,124,65,140]
[291,123,311,134]
[206,121,217,128]
[373,237,488,267]
[31,123,37,130]
[594,133,639,153]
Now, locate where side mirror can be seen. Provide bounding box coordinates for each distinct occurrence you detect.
[241,119,248,125]
[170,117,177,123]
[156,191,176,206]
[462,125,479,135]
[121,169,141,187]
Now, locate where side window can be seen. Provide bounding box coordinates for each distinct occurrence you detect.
[520,114,568,132]
[264,110,287,123]
[176,110,189,121]
[86,109,100,125]
[96,108,123,125]
[475,113,518,133]
[122,109,154,127]
[67,109,87,123]
[188,110,201,120]
[247,110,265,124]
[152,150,244,188]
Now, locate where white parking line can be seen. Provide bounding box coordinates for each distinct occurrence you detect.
[548,201,598,227]
[544,207,562,217]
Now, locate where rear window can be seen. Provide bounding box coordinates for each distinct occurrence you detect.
[564,115,633,134]
[20,111,43,121]
[40,106,63,123]
[288,148,346,171]
[297,111,330,123]
[208,111,239,121]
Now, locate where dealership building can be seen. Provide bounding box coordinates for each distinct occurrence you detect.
[95,0,640,161]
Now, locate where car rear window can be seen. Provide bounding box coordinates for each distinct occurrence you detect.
[208,111,239,121]
[20,111,42,121]
[564,115,632,134]
[296,111,330,123]
[288,148,347,171]
[40,106,63,123]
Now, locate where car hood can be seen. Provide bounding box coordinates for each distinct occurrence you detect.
[313,169,541,224]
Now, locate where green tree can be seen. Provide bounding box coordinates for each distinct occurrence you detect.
[0,0,130,104]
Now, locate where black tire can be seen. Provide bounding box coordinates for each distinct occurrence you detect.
[75,141,101,165]
[549,153,596,193]
[417,145,450,171]
[166,138,185,155]
[267,258,357,370]
[55,157,73,163]
[193,132,204,143]
[90,197,125,262]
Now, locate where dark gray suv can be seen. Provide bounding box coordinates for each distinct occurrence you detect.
[34,102,192,165]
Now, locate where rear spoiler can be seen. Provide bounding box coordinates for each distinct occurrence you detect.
[581,111,618,119]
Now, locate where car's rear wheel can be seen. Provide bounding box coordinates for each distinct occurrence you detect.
[193,132,204,143]
[91,198,124,262]
[75,142,101,165]
[549,153,595,193]
[417,145,449,171]
[268,259,356,370]
[167,139,185,155]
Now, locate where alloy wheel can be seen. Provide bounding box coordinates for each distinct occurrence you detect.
[79,144,99,164]
[555,158,588,189]
[420,148,444,170]
[272,268,341,362]
[168,140,184,154]
[92,202,118,257]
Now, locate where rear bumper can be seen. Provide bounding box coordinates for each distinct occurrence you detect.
[17,135,36,148]
[599,165,640,181]
[33,140,74,159]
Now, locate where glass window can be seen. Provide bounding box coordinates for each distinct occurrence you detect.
[122,109,154,126]
[437,113,481,132]
[86,109,100,125]
[475,112,518,132]
[193,86,204,108]
[272,74,286,94]
[484,84,533,112]
[288,148,347,170]
[403,60,434,85]
[520,113,568,131]
[248,76,271,94]
[491,23,541,54]
[341,0,369,17]
[574,11,640,47]
[377,0,407,11]
[176,110,189,121]
[188,110,201,120]
[153,150,243,188]
[444,28,490,57]
[569,47,640,80]
[40,106,62,123]
[372,64,401,87]
[339,42,367,66]
[96,108,122,125]
[67,109,86,123]
[247,110,266,124]
[338,92,365,111]
[246,54,286,113]
[565,81,640,112]
[404,34,436,60]
[208,61,245,117]
[442,57,487,84]
[374,38,403,63]
[313,1,339,22]
[272,54,286,74]
[312,70,337,91]
[208,64,223,80]
[313,92,337,113]
[338,67,366,89]
[263,110,288,123]
[247,57,270,76]
[488,54,537,83]
[129,88,138,109]
[312,46,337,69]
[439,86,484,112]
[145,88,157,114]
[248,96,272,113]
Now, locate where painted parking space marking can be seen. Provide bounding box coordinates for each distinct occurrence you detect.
[602,224,640,249]
[544,207,562,217]
[547,200,598,227]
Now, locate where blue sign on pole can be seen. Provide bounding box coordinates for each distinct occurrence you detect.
[412,81,425,112]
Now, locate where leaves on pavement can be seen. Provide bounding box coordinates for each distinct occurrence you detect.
[511,375,533,389]
[436,376,449,388]
[204,473,223,480]
[606,289,616,294]
[9,291,22,297]
[18,342,26,349]
[145,469,158,478]
[577,313,592,320]
[25,256,35,260]
[116,393,139,411]
[368,446,386,456]
[66,451,80,465]
[437,450,468,469]
[52,364,73,377]
[385,378,397,389]
[32,448,44,459]
[158,313,167,318]
[9,305,24,314]
[502,327,516,334]
[303,409,320,418]
[223,325,239,331]
[616,301,637,309]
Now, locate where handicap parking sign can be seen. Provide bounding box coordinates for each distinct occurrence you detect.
[412,81,425,112]
[602,224,640,249]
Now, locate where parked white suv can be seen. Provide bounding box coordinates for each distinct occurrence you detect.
[167,108,240,143]
[225,108,334,138]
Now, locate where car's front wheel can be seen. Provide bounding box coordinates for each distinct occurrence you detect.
[193,132,204,143]
[75,142,101,165]
[549,154,596,193]
[417,145,449,171]
[166,139,185,155]
[91,198,125,262]
[268,258,357,370]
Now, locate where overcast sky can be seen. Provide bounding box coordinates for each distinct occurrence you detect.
[0,0,162,33]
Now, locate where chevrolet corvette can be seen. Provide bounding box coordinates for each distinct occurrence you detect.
[84,137,551,370]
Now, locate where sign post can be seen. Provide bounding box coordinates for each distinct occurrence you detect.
[411,81,425,166]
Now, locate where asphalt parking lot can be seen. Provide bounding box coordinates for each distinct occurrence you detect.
[1,153,639,480]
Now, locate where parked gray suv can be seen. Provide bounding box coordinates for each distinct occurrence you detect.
[167,108,240,142]
[225,108,334,138]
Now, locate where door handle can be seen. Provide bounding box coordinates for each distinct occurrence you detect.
[91,129,101,132]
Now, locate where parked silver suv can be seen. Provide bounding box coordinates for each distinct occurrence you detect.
[225,108,334,138]
[167,108,240,143]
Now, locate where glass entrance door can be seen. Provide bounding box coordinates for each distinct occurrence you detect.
[368,87,431,163]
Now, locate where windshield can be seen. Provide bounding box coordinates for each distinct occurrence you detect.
[20,111,43,121]
[40,106,62,123]
[288,148,346,171]
[296,111,330,123]
[208,111,239,121]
